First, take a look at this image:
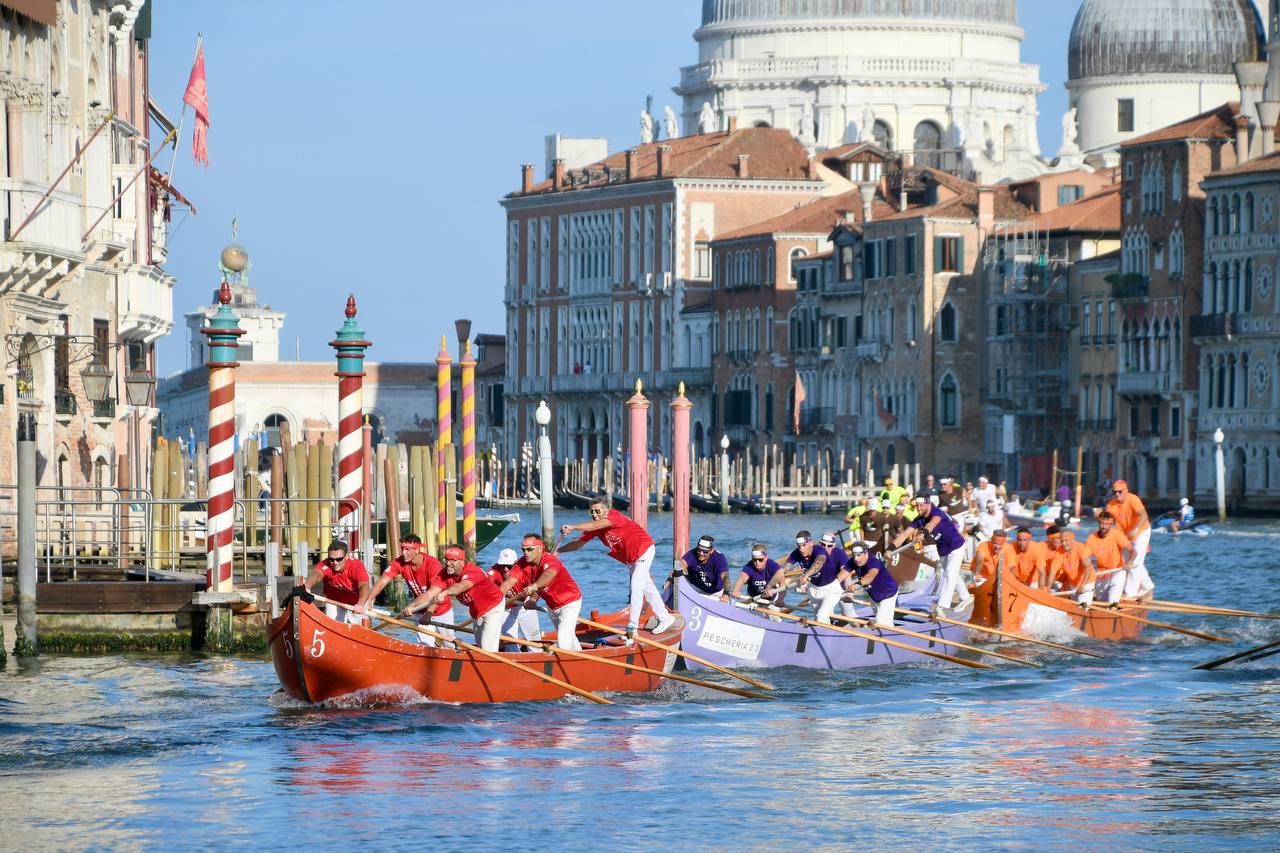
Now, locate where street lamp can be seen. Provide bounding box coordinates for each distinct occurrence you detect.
[79,362,113,403]
[125,371,156,407]
[1213,426,1226,522]
[720,434,731,514]
[535,400,554,541]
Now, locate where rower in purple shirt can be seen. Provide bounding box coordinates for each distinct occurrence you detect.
[845,540,898,627]
[786,530,850,624]
[819,531,849,572]
[892,494,974,613]
[678,535,731,596]
[731,544,786,605]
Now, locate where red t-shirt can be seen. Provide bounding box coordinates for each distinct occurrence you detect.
[434,563,504,620]
[314,557,370,606]
[385,554,451,617]
[578,508,654,564]
[517,553,581,609]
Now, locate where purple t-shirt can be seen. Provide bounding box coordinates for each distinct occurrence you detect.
[788,544,838,586]
[741,558,781,596]
[824,544,849,573]
[911,505,966,557]
[681,549,729,594]
[852,553,898,602]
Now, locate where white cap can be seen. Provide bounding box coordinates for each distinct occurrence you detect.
[497,548,518,566]
[1180,497,1189,506]
[868,498,882,510]
[820,532,837,545]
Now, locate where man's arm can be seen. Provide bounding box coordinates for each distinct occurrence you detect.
[799,554,827,586]
[524,567,557,595]
[403,585,446,616]
[555,537,586,555]
[363,574,392,607]
[729,571,748,600]
[561,517,613,536]
[303,567,323,591]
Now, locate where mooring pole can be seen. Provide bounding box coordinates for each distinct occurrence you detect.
[201,282,244,593]
[330,295,371,553]
[460,341,478,561]
[435,338,453,551]
[15,411,37,656]
[627,381,651,529]
[671,382,692,561]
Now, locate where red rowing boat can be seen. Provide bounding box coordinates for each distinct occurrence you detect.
[268,594,684,704]
[969,563,1145,641]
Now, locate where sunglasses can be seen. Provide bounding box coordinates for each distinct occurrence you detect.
[521,545,538,552]
[697,547,711,554]
[752,556,766,562]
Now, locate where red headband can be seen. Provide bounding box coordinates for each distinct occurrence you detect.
[443,546,465,561]
[522,536,543,548]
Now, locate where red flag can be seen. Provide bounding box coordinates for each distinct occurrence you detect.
[183,43,210,166]
[793,371,806,435]
[875,390,897,426]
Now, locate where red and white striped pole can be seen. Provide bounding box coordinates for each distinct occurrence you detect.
[330,294,371,551]
[201,282,244,592]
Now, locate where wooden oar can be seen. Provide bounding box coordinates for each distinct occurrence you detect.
[1077,603,1231,643]
[1195,637,1280,670]
[1115,601,1280,621]
[314,595,614,705]
[1137,600,1280,620]
[891,606,1106,659]
[421,616,772,700]
[574,616,778,691]
[739,602,995,670]
[821,610,1040,668]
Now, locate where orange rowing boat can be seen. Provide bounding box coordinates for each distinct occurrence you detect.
[268,593,683,704]
[968,563,1145,641]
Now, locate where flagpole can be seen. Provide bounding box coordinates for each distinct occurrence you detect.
[82,128,177,242]
[166,33,202,180]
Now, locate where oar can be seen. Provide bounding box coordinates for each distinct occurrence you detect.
[1137,600,1280,620]
[1115,601,1280,621]
[574,615,778,691]
[314,595,614,705]
[1194,637,1280,670]
[888,605,1106,659]
[419,617,768,696]
[739,602,994,670]
[1077,603,1231,643]
[819,609,1040,668]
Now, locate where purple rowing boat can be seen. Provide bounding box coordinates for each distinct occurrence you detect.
[675,580,974,671]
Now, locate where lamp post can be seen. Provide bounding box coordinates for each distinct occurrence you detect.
[720,434,730,515]
[15,409,37,656]
[1214,427,1226,522]
[535,400,554,543]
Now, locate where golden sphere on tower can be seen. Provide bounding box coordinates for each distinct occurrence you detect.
[220,243,249,274]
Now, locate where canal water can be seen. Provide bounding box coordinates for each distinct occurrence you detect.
[2,513,1279,850]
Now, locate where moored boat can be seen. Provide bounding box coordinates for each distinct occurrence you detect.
[968,562,1145,641]
[675,582,973,671]
[269,593,683,705]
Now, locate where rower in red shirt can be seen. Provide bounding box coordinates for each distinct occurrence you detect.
[506,533,583,650]
[558,498,675,639]
[403,544,506,651]
[488,547,543,650]
[362,533,455,646]
[304,539,371,625]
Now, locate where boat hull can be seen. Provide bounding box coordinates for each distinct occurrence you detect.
[968,564,1145,641]
[676,583,971,671]
[269,595,682,705]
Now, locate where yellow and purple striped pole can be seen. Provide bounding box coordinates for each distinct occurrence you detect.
[460,341,477,560]
[435,337,453,550]
[201,282,244,592]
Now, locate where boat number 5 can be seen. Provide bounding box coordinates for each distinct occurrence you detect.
[310,629,327,658]
[688,607,702,633]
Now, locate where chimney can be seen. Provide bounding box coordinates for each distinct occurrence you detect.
[899,188,908,212]
[552,158,566,189]
[737,153,750,178]
[1235,114,1251,164]
[625,148,637,180]
[804,157,816,180]
[727,116,739,132]
[858,182,877,223]
[1261,101,1280,155]
[1234,61,1269,137]
[977,186,995,233]
[521,163,534,193]
[657,145,671,178]
[844,209,856,224]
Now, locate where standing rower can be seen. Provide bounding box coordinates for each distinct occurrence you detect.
[678,535,731,597]
[558,498,675,638]
[894,494,973,612]
[304,540,371,625]
[506,533,583,650]
[403,545,506,652]
[1104,479,1154,600]
[361,533,454,645]
[1083,511,1134,605]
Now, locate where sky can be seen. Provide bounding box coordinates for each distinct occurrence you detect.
[148,0,1081,375]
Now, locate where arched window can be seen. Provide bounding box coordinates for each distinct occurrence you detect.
[939,301,958,342]
[1230,194,1241,234]
[1172,159,1183,202]
[873,119,893,150]
[913,120,942,151]
[1208,196,1219,237]
[907,299,917,341]
[939,374,959,427]
[1246,192,1256,232]
[887,442,897,467]
[789,247,807,282]
[766,307,774,350]
[263,413,290,448]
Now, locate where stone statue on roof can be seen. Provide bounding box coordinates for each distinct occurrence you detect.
[640,109,654,144]
[664,105,679,140]
[698,101,717,134]
[859,104,875,143]
[799,99,815,145]
[1061,108,1080,153]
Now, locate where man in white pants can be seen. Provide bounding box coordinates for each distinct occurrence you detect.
[403,545,506,652]
[362,533,454,646]
[506,533,584,650]
[1104,479,1155,600]
[487,547,543,650]
[559,499,675,640]
[893,495,973,613]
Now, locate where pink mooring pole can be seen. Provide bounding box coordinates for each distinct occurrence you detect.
[671,382,692,561]
[627,380,650,530]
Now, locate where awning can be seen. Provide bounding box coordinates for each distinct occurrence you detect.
[148,97,177,135]
[0,1,57,26]
[150,168,197,214]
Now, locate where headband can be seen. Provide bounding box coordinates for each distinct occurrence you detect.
[751,548,766,559]
[443,546,466,561]
[795,535,811,545]
[697,537,714,549]
[521,535,543,547]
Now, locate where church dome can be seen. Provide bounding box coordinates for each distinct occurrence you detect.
[699,0,1018,27]
[1068,0,1265,80]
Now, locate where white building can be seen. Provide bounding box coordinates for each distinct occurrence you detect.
[675,0,1048,182]
[1067,0,1266,164]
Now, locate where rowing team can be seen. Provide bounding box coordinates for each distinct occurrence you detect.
[301,498,678,652]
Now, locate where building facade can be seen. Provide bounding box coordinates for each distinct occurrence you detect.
[1071,250,1122,499]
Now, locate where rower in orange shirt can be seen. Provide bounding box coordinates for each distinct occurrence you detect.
[1012,526,1049,588]
[973,529,1017,585]
[1045,526,1095,605]
[1083,510,1134,605]
[1103,478,1154,600]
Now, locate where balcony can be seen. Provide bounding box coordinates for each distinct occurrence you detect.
[855,341,885,362]
[798,406,835,432]
[1190,313,1234,340]
[725,349,756,364]
[1107,273,1149,300]
[0,178,86,296]
[724,280,760,292]
[824,277,863,296]
[724,424,753,445]
[92,398,116,420]
[119,266,177,342]
[54,390,77,416]
[1117,370,1177,397]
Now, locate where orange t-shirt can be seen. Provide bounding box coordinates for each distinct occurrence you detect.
[1047,541,1091,589]
[1107,492,1150,535]
[1084,528,1132,570]
[974,540,1018,583]
[1012,541,1047,585]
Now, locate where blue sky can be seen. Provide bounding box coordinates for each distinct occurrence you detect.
[148,0,1081,374]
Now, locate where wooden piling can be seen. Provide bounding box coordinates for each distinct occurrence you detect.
[318,442,334,547]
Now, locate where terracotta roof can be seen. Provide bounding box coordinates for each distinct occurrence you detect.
[1121,102,1239,147]
[875,183,1027,223]
[714,188,896,241]
[510,128,817,196]
[1208,149,1280,177]
[794,250,834,263]
[919,167,978,195]
[820,141,892,162]
[994,185,1121,235]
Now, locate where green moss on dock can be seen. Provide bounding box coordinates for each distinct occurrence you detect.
[202,616,267,654]
[0,623,7,665]
[36,631,192,654]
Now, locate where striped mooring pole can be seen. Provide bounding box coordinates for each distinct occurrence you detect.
[330,294,371,551]
[460,341,478,560]
[201,282,244,592]
[435,337,453,549]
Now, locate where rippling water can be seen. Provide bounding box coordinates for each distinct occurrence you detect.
[3,514,1279,850]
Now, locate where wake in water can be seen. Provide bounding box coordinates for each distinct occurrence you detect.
[1020,603,1087,644]
[268,684,446,710]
